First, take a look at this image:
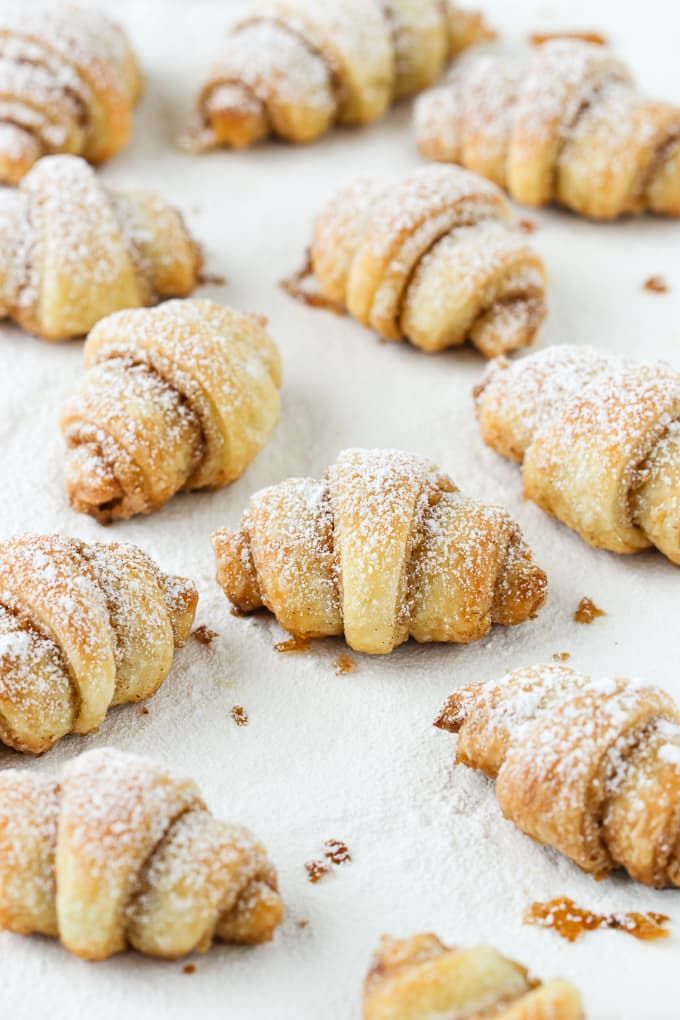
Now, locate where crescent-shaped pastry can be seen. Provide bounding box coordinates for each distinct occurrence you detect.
[364,933,584,1019]
[0,747,283,958]
[474,345,680,564]
[182,0,493,151]
[0,534,197,753]
[288,165,546,357]
[60,299,282,522]
[213,448,547,654]
[415,39,680,218]
[436,664,680,887]
[0,154,201,341]
[0,6,141,184]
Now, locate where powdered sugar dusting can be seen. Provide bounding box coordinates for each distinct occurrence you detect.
[415,38,680,217]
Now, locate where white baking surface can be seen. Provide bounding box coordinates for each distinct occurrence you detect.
[1,0,679,1017]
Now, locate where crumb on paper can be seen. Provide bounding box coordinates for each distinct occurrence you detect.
[138,705,150,716]
[198,271,227,286]
[334,654,356,675]
[182,963,196,974]
[231,705,249,727]
[324,839,351,865]
[529,30,608,45]
[192,624,218,646]
[275,634,311,654]
[574,597,606,624]
[552,651,571,662]
[305,859,330,884]
[297,919,309,929]
[517,218,537,234]
[643,275,669,293]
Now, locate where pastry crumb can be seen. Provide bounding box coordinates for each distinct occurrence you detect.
[334,654,356,675]
[275,634,311,654]
[138,705,150,716]
[192,624,218,645]
[305,859,331,883]
[297,919,309,929]
[231,705,249,727]
[552,651,571,662]
[182,963,197,974]
[529,30,608,45]
[643,274,669,293]
[324,839,351,865]
[198,271,227,286]
[517,218,537,234]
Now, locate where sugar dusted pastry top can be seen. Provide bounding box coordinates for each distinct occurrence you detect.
[363,933,584,1019]
[0,534,197,753]
[300,164,547,357]
[0,154,201,341]
[415,38,680,218]
[213,447,546,654]
[0,6,142,184]
[61,298,282,521]
[183,0,493,151]
[0,747,284,959]
[474,345,680,563]
[437,664,680,887]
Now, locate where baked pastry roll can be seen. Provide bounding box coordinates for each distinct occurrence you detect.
[474,345,680,564]
[0,534,197,754]
[0,154,200,341]
[213,448,546,654]
[61,298,282,522]
[436,663,680,887]
[0,7,141,185]
[415,39,680,219]
[289,165,546,357]
[183,0,493,151]
[363,933,584,1019]
[0,747,283,959]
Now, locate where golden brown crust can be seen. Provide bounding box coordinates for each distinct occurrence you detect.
[0,155,201,342]
[0,748,283,959]
[474,345,680,563]
[212,448,546,654]
[0,534,197,754]
[0,7,141,185]
[437,664,680,886]
[60,298,282,522]
[363,933,584,1019]
[415,39,680,218]
[304,165,546,356]
[182,1,493,151]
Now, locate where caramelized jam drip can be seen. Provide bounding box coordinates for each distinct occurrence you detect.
[643,275,669,293]
[334,654,356,675]
[525,897,670,942]
[574,596,605,624]
[192,624,218,646]
[305,859,330,883]
[280,252,344,312]
[275,634,311,653]
[530,30,608,46]
[231,705,249,726]
[324,839,351,865]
